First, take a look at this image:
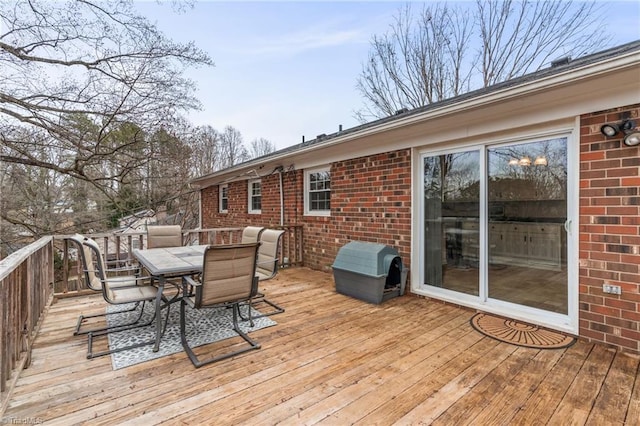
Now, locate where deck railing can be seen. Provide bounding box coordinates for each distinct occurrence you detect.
[54,225,304,295]
[0,237,54,412]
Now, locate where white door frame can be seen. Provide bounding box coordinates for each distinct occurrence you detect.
[412,127,579,334]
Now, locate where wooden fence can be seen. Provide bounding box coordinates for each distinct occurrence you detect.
[0,237,54,414]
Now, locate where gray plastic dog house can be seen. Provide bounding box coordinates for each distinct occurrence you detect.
[332,241,408,304]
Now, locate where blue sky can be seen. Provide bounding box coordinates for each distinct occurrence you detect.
[136,1,640,150]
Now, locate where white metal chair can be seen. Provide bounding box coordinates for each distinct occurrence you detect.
[246,229,286,320]
[67,234,144,336]
[241,226,264,243]
[180,242,262,368]
[80,236,171,359]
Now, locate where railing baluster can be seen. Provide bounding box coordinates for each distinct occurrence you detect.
[126,234,133,263]
[62,239,70,294]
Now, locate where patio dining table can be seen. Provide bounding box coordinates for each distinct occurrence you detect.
[132,245,208,351]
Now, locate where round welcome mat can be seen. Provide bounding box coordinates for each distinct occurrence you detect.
[470,313,576,349]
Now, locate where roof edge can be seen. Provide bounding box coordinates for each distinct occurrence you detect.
[191,40,640,188]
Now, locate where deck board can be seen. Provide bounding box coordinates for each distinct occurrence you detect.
[3,267,639,425]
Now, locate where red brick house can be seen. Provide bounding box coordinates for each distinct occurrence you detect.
[191,41,640,353]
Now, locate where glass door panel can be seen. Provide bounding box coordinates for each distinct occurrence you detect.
[423,150,480,295]
[487,138,568,314]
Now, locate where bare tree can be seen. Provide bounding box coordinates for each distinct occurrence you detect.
[0,133,77,254]
[356,3,473,121]
[219,125,249,169]
[187,125,222,176]
[185,127,274,175]
[356,0,610,121]
[249,137,277,159]
[146,127,193,206]
[0,0,213,201]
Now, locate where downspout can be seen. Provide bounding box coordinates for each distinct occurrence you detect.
[278,167,284,226]
[278,166,289,267]
[198,190,202,230]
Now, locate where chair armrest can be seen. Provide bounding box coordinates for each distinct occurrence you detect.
[182,275,200,288]
[182,275,201,306]
[107,265,140,274]
[182,275,200,294]
[256,258,279,266]
[103,274,151,289]
[130,274,154,282]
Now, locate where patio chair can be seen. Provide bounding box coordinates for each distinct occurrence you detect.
[246,229,286,319]
[241,226,264,243]
[256,229,286,281]
[146,225,185,290]
[147,225,183,248]
[67,234,145,336]
[81,236,171,358]
[180,242,262,368]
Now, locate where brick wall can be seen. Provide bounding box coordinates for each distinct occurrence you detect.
[201,173,291,229]
[200,149,412,272]
[579,104,640,353]
[325,150,412,270]
[200,186,218,228]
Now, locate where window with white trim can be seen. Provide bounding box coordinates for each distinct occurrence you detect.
[248,179,262,214]
[305,166,331,216]
[219,184,228,213]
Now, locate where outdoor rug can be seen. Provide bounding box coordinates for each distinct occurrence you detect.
[105,302,277,370]
[470,313,576,349]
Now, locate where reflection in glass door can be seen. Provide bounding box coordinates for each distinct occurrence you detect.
[422,137,569,316]
[423,150,480,296]
[487,138,568,314]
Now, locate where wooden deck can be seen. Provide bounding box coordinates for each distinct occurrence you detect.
[4,267,640,425]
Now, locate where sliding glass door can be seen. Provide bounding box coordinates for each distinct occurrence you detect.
[422,136,569,317]
[423,150,480,296]
[487,138,568,314]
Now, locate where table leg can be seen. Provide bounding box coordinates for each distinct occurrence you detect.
[153,277,165,352]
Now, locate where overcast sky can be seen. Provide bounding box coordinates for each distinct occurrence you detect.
[136,1,640,150]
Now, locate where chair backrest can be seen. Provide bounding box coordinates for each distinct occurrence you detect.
[241,226,264,243]
[66,234,101,292]
[256,229,285,281]
[147,225,183,248]
[196,243,261,308]
[80,236,110,292]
